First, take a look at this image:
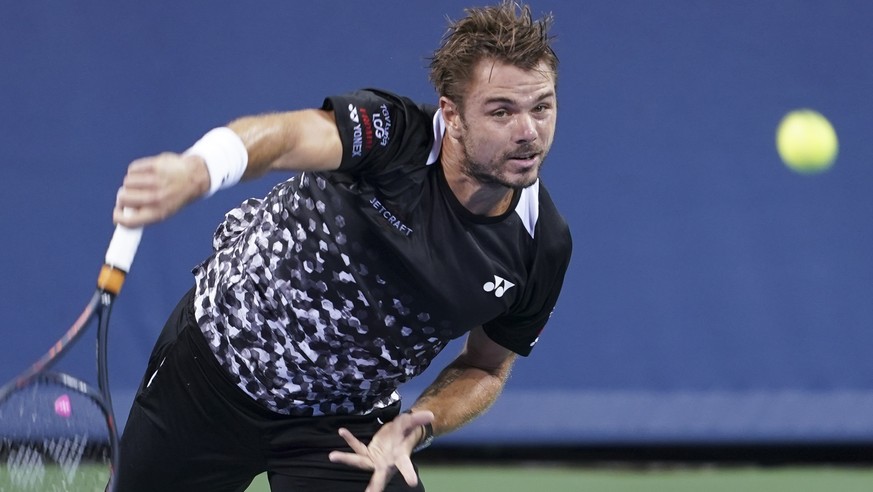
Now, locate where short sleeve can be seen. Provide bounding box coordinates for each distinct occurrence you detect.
[322,89,435,178]
[482,210,572,356]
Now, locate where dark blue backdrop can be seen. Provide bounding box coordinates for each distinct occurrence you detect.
[2,1,871,444]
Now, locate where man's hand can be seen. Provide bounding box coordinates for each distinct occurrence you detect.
[328,410,434,492]
[113,153,210,227]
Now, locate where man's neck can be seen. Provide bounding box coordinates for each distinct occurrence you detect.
[440,141,515,217]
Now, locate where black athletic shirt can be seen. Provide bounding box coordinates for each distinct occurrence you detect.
[193,89,572,416]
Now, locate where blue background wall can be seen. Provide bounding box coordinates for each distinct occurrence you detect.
[1,0,871,444]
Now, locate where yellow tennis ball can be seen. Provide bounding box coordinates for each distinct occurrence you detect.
[776,109,839,174]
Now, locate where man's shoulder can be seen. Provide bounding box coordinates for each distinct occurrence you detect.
[527,180,572,247]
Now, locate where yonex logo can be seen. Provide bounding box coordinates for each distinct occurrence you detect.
[483,275,515,298]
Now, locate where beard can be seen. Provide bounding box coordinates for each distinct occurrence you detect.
[460,139,546,190]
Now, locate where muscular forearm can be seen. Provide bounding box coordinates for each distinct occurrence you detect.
[410,353,515,438]
[228,108,341,180]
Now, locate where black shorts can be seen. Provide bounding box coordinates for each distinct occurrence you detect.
[116,288,424,492]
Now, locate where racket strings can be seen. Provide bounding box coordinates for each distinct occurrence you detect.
[45,433,89,481]
[6,442,46,488]
[3,436,109,490]
[1,381,111,491]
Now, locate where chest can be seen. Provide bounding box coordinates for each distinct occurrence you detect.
[320,172,532,333]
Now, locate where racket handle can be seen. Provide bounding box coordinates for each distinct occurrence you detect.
[105,224,143,272]
[99,224,143,295]
[105,207,144,273]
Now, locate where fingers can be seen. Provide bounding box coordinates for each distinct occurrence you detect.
[364,456,417,492]
[395,456,419,487]
[114,157,166,227]
[338,427,370,455]
[113,202,158,228]
[328,450,373,470]
[114,186,164,227]
[328,426,401,492]
[329,418,426,492]
[328,428,373,470]
[365,469,391,492]
[404,410,435,428]
[113,153,209,227]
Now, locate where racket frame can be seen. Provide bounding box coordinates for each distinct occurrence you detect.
[0,223,142,492]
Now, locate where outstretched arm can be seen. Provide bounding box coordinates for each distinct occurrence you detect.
[114,108,342,227]
[410,325,516,438]
[328,326,516,492]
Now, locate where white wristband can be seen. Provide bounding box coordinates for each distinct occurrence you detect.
[184,127,248,197]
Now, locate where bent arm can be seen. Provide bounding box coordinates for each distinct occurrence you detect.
[409,326,517,440]
[230,108,342,179]
[325,326,517,491]
[114,108,342,227]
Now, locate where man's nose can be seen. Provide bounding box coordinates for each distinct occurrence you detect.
[513,113,538,143]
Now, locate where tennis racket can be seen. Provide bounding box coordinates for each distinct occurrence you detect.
[0,221,142,492]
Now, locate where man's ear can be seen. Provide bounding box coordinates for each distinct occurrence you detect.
[439,97,463,139]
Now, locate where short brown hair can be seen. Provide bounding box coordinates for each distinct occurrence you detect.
[429,1,558,109]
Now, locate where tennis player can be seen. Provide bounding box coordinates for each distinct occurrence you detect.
[113,2,571,491]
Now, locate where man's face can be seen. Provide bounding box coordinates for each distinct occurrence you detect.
[452,59,557,190]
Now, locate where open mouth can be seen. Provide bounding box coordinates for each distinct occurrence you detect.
[507,145,541,162]
[508,152,540,168]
